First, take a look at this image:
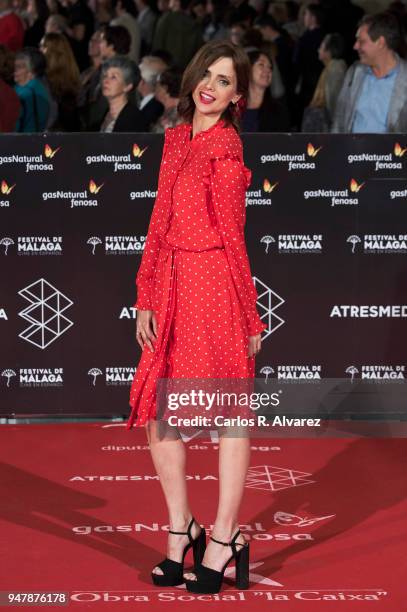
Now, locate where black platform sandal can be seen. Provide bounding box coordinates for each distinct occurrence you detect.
[184,528,249,593]
[151,517,206,586]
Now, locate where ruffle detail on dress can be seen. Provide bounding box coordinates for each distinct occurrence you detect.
[202,153,252,190]
[202,154,252,230]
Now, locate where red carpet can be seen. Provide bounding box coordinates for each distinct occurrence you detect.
[0,423,406,610]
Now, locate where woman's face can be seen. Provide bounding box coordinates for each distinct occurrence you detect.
[14,58,32,86]
[318,38,331,63]
[192,56,241,118]
[229,25,244,46]
[155,82,167,105]
[157,0,168,11]
[27,0,36,13]
[102,67,132,99]
[192,1,206,18]
[39,37,47,54]
[12,0,27,11]
[251,54,272,89]
[89,30,102,57]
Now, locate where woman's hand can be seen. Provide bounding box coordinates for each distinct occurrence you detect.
[136,310,158,352]
[248,334,262,358]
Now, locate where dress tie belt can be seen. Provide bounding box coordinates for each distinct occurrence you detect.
[126,238,225,428]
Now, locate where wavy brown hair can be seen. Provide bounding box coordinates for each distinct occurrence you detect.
[177,40,251,133]
[42,33,80,100]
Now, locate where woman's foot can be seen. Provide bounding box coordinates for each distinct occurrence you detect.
[152,516,203,576]
[183,524,247,581]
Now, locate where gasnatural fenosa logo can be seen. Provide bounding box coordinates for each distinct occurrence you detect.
[42,180,104,208]
[245,179,277,206]
[0,143,60,172]
[347,142,407,171]
[260,142,323,171]
[304,178,365,206]
[85,143,148,172]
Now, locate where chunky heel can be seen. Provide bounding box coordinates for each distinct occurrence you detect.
[192,526,207,566]
[151,517,206,586]
[185,528,250,594]
[235,542,249,589]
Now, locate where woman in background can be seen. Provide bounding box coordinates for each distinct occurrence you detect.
[151,68,183,131]
[14,47,50,131]
[0,44,21,131]
[24,0,49,46]
[241,49,290,132]
[40,32,81,130]
[100,55,146,131]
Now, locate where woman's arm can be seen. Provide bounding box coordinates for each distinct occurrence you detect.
[134,130,171,310]
[208,153,267,336]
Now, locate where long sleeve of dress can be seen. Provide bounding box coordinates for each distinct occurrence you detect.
[207,153,267,337]
[133,130,171,310]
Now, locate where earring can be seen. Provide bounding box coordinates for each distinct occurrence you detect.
[231,97,246,117]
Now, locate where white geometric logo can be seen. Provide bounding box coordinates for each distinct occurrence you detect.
[18,278,73,349]
[253,277,285,340]
[245,465,314,491]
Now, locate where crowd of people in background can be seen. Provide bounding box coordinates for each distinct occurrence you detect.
[1,0,407,133]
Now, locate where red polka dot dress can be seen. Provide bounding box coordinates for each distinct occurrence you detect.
[127,118,267,429]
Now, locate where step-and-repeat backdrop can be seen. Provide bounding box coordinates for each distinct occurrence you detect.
[1,133,406,418]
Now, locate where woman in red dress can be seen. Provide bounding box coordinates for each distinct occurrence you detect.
[127,40,267,593]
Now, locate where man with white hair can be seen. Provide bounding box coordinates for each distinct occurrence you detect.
[137,54,167,130]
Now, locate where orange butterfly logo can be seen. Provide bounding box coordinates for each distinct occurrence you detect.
[132,144,148,157]
[1,180,16,194]
[394,142,407,157]
[44,144,61,158]
[263,179,279,193]
[89,180,104,194]
[350,178,365,193]
[307,143,322,157]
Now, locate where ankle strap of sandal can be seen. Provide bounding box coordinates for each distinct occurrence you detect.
[168,516,195,543]
[210,529,246,556]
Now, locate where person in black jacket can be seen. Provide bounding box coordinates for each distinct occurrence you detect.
[241,49,290,132]
[100,55,148,132]
[292,3,325,128]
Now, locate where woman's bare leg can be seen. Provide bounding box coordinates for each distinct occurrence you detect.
[184,431,250,580]
[147,420,202,575]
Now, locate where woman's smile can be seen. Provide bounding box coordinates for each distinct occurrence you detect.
[199,91,216,104]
